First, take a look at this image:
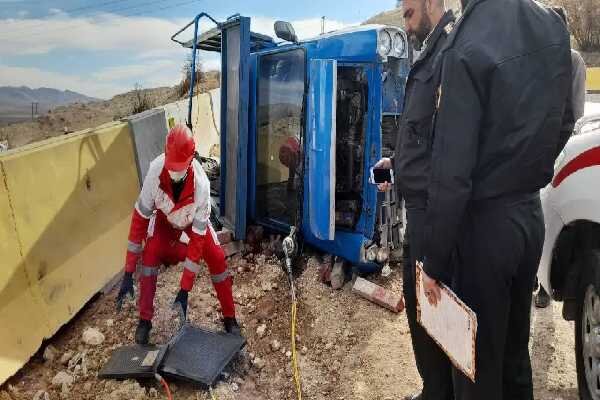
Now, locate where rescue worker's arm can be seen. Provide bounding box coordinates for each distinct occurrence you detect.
[124,172,156,273]
[180,178,211,291]
[422,48,483,282]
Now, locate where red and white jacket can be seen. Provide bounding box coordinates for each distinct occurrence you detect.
[124,154,212,288]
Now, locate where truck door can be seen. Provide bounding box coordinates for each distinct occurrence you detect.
[307,59,337,241]
[219,17,250,240]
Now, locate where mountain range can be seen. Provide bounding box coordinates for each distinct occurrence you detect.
[0,86,100,125]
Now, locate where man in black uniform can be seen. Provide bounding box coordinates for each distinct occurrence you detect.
[375,0,455,399]
[420,0,574,399]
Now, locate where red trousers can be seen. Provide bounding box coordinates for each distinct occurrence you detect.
[137,215,235,321]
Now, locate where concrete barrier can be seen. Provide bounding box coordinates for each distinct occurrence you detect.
[127,109,168,185]
[0,121,139,383]
[160,89,221,159]
[588,67,600,93]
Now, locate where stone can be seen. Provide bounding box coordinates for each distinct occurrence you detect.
[82,327,105,345]
[43,345,58,362]
[301,346,308,355]
[256,324,267,338]
[33,391,50,400]
[285,351,292,358]
[52,371,74,388]
[330,261,346,290]
[105,319,114,327]
[271,340,281,352]
[252,357,265,370]
[352,277,404,313]
[231,382,239,392]
[222,241,244,258]
[325,342,334,350]
[148,388,158,398]
[60,351,74,365]
[216,229,233,245]
[83,382,92,391]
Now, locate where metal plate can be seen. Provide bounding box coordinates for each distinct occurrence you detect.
[98,345,164,380]
[159,324,246,386]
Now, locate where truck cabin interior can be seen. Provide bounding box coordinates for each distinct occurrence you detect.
[255,53,369,232]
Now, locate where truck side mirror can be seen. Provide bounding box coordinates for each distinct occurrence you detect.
[274,21,298,43]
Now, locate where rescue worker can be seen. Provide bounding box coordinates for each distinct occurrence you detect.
[420,0,574,399]
[535,5,587,309]
[374,0,455,399]
[116,124,240,344]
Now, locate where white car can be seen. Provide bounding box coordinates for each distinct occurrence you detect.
[537,105,600,400]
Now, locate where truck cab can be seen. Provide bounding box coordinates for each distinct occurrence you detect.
[175,15,410,272]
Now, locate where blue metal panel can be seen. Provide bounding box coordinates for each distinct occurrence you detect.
[303,30,379,63]
[307,59,337,241]
[219,16,250,240]
[248,54,258,222]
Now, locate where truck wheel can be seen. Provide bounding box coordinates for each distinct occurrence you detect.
[576,282,600,400]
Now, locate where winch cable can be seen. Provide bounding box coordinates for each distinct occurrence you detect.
[282,100,308,400]
[283,227,302,400]
[209,386,218,400]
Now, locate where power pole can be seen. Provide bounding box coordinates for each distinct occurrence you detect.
[31,102,39,120]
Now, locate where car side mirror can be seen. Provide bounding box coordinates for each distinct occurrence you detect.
[274,21,298,43]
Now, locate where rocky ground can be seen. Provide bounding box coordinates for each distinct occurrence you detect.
[0,235,581,400]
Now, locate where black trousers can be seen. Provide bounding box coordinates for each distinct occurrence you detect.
[451,194,544,400]
[403,208,454,400]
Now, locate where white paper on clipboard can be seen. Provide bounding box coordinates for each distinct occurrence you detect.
[415,262,478,382]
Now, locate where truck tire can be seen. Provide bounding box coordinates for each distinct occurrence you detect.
[575,251,600,400]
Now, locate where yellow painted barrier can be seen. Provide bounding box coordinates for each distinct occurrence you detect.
[0,121,140,383]
[588,67,600,92]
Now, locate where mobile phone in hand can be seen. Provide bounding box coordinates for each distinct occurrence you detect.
[370,167,394,184]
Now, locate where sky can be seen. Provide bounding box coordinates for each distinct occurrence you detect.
[0,0,396,99]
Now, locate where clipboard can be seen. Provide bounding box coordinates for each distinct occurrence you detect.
[415,262,477,382]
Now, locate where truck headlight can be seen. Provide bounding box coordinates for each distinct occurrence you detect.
[393,32,406,57]
[378,30,392,56]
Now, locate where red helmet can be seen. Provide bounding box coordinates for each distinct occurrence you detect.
[165,124,195,171]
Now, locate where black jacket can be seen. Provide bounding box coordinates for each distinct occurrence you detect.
[422,0,574,280]
[394,10,456,210]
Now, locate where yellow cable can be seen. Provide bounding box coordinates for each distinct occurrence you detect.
[291,299,302,400]
[209,386,217,400]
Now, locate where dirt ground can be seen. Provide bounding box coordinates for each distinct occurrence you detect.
[0,238,581,400]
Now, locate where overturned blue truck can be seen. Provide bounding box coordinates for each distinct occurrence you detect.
[172,13,411,273]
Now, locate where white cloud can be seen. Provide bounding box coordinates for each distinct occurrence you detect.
[0,64,123,99]
[0,14,356,98]
[92,59,180,82]
[0,14,189,56]
[249,16,355,40]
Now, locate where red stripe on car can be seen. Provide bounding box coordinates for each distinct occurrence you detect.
[552,146,600,187]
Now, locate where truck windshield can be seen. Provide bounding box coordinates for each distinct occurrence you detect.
[256,49,305,226]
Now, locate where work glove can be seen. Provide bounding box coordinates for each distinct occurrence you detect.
[172,289,189,326]
[116,272,134,312]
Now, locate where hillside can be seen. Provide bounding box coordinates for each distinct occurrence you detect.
[0,71,220,149]
[0,86,100,125]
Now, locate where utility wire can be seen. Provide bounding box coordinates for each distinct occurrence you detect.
[1,0,198,40]
[1,0,135,35]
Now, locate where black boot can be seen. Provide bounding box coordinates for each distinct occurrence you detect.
[135,319,152,344]
[403,394,422,400]
[535,286,551,308]
[223,317,241,335]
